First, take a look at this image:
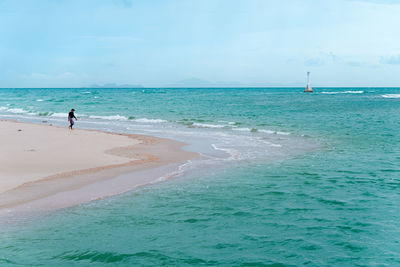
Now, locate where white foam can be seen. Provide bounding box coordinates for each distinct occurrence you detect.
[232,127,252,132]
[0,106,7,111]
[232,127,258,132]
[344,90,364,94]
[270,143,282,147]
[134,118,167,123]
[256,129,290,135]
[151,160,193,183]
[321,90,364,94]
[258,129,276,134]
[89,115,128,121]
[36,99,44,102]
[192,123,226,128]
[217,120,237,125]
[259,140,282,147]
[276,131,290,135]
[211,144,241,160]
[382,94,400,98]
[81,91,91,94]
[51,113,69,118]
[7,108,29,114]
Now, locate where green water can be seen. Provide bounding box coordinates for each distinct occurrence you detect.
[0,88,399,266]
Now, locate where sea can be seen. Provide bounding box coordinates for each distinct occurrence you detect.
[0,87,399,266]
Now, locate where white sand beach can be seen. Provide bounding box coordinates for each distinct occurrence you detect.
[0,120,199,212]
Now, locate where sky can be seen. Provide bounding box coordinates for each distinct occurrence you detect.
[1,0,400,87]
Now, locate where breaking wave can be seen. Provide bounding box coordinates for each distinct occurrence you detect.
[321,91,364,94]
[89,115,129,121]
[382,94,400,98]
[134,118,167,123]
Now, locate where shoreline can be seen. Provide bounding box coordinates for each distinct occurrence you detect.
[0,119,200,214]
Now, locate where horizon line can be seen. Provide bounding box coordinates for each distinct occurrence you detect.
[1,86,400,89]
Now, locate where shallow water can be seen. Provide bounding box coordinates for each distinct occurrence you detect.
[0,88,399,266]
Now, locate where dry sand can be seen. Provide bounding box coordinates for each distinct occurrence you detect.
[0,120,199,212]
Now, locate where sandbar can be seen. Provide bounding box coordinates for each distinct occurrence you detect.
[0,120,199,213]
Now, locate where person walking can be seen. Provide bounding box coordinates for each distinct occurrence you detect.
[68,109,78,129]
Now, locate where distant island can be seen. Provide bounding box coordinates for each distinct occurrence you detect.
[168,77,303,88]
[90,83,144,88]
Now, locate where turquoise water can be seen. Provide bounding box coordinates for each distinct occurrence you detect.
[0,88,399,266]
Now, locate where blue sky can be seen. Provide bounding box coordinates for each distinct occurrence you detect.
[1,0,400,87]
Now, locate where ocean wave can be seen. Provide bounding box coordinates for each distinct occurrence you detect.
[344,90,364,94]
[0,107,41,116]
[276,131,290,135]
[0,107,65,117]
[259,139,282,147]
[152,160,193,183]
[232,127,258,133]
[258,129,275,134]
[321,91,364,94]
[6,108,29,114]
[232,127,251,131]
[51,113,69,118]
[211,144,241,160]
[217,120,239,126]
[38,112,52,116]
[89,115,128,121]
[258,129,290,135]
[87,116,167,123]
[188,123,291,135]
[36,99,44,102]
[134,118,167,123]
[192,123,227,128]
[382,94,400,98]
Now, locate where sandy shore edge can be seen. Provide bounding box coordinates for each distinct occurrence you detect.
[0,119,200,213]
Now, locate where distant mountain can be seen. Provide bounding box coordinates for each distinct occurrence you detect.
[90,83,143,88]
[169,78,248,88]
[88,79,304,89]
[169,78,214,87]
[169,77,302,88]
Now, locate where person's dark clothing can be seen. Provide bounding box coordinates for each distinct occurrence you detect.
[68,111,76,120]
[68,111,77,128]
